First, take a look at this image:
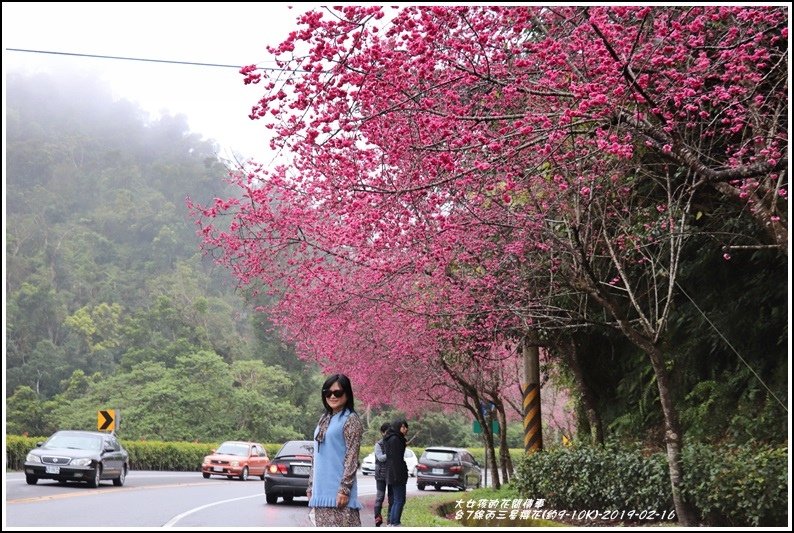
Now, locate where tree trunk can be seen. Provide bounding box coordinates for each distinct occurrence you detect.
[560,338,604,445]
[577,277,698,526]
[645,344,697,526]
[607,316,697,525]
[608,331,696,525]
[495,402,512,482]
[485,426,501,489]
[474,405,501,489]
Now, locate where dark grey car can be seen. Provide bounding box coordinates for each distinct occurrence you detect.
[23,430,129,488]
[264,440,314,504]
[416,447,482,491]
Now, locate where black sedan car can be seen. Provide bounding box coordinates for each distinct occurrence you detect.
[264,440,314,504]
[24,430,129,488]
[416,446,482,491]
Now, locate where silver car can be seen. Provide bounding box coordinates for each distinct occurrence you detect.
[416,447,481,491]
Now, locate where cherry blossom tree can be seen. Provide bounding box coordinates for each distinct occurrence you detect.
[192,6,786,525]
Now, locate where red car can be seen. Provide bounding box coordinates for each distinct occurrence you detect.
[202,441,269,481]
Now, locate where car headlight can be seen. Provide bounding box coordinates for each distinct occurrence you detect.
[26,453,42,463]
[231,461,240,467]
[71,458,93,466]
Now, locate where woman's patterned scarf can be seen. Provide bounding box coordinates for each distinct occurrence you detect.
[315,412,333,443]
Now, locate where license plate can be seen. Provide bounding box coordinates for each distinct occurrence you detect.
[46,466,60,474]
[432,468,444,475]
[213,467,224,472]
[292,465,310,475]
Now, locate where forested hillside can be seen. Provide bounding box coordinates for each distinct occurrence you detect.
[4,71,482,446]
[4,71,322,441]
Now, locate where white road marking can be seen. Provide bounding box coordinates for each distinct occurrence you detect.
[163,493,262,527]
[163,487,377,527]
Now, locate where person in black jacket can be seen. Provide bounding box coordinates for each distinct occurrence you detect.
[383,419,409,527]
[373,423,391,526]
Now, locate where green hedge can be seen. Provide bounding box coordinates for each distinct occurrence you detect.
[513,442,787,527]
[8,436,410,471]
[9,435,288,471]
[7,436,523,479]
[6,435,42,470]
[9,435,217,471]
[466,447,526,467]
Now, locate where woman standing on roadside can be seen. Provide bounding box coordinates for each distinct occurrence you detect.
[384,419,410,527]
[306,374,364,527]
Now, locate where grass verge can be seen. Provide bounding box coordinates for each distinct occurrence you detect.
[402,484,563,528]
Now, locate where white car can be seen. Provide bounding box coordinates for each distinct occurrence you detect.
[361,448,418,477]
[404,448,418,477]
[361,453,376,475]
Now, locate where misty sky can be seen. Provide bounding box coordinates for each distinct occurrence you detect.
[3,2,312,162]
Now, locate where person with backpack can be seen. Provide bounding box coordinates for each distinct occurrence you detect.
[373,422,392,526]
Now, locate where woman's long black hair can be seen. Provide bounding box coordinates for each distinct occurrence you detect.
[390,418,408,434]
[321,373,356,414]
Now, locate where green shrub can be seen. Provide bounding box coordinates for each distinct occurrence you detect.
[6,435,46,469]
[513,442,668,511]
[513,442,787,527]
[682,442,787,526]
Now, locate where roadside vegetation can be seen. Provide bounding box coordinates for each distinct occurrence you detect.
[403,485,562,528]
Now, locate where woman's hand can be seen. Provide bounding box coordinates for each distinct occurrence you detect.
[336,491,349,508]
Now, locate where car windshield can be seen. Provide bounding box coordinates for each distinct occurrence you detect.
[424,450,457,462]
[278,441,314,457]
[216,443,249,456]
[405,450,415,458]
[45,434,103,451]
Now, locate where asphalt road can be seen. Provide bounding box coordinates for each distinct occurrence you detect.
[5,470,453,527]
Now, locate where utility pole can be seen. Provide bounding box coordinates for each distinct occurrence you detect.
[521,333,543,453]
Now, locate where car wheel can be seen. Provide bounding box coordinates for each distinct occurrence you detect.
[89,465,102,488]
[203,472,210,479]
[265,493,278,504]
[283,495,293,503]
[113,464,127,486]
[239,466,249,481]
[434,484,441,491]
[417,484,425,491]
[25,475,38,485]
[227,475,234,480]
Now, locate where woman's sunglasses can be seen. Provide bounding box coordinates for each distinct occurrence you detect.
[323,389,345,399]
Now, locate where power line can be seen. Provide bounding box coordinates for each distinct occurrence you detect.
[5,48,286,71]
[675,280,787,412]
